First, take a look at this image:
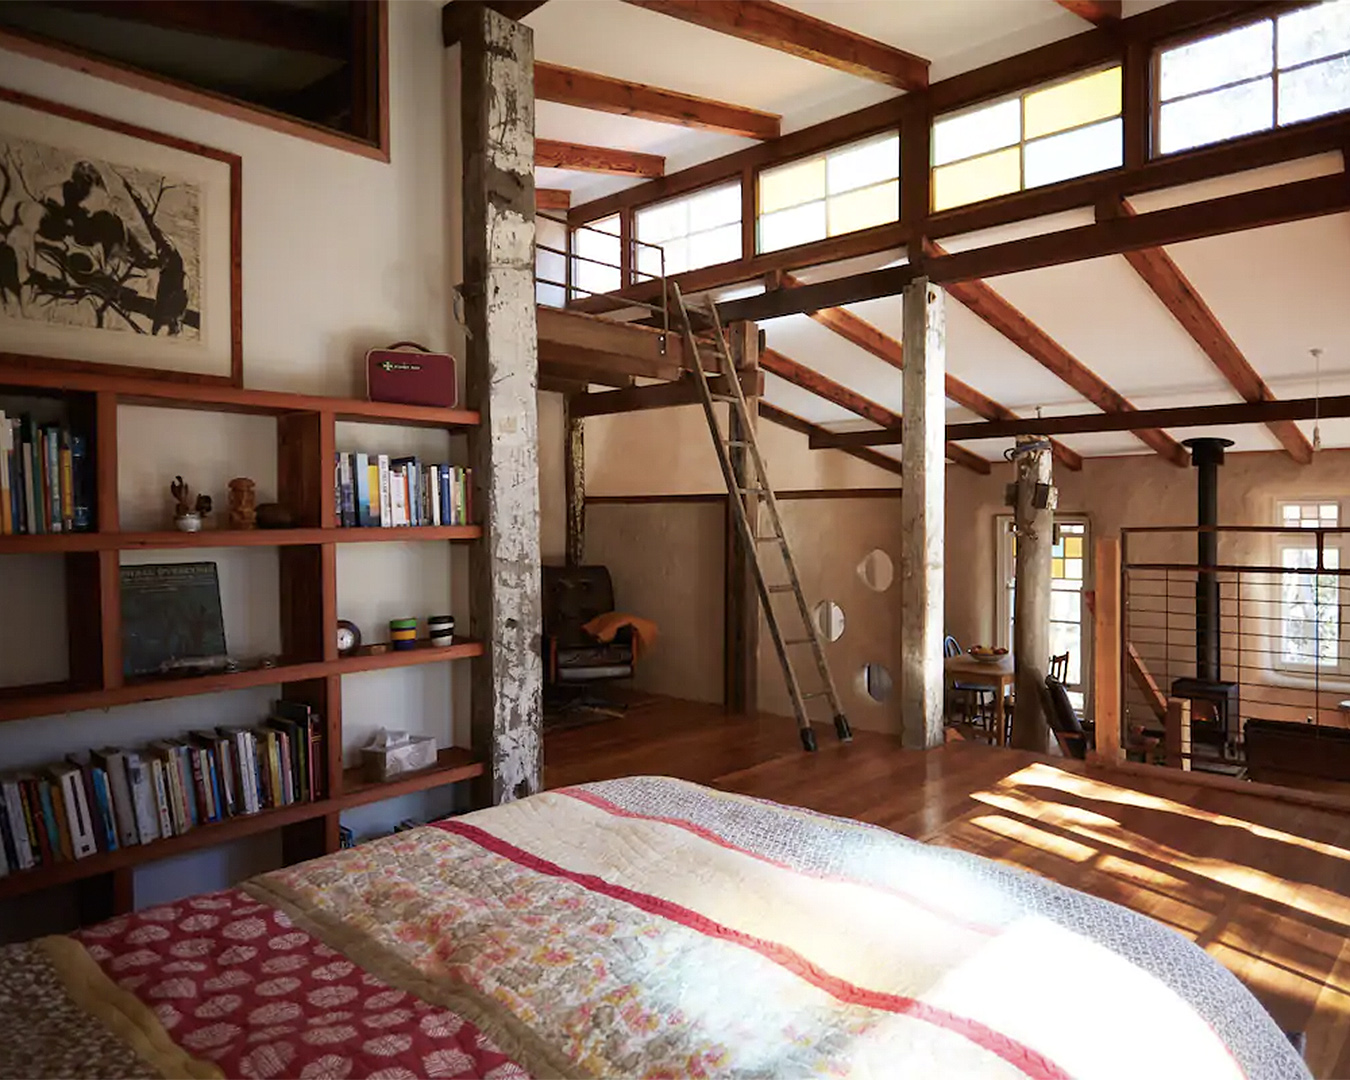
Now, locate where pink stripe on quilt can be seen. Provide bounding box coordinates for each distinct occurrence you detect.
[436,819,1073,1080]
[558,786,1000,937]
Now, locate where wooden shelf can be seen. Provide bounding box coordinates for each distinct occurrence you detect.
[0,641,484,723]
[0,364,479,429]
[0,525,481,554]
[0,748,482,902]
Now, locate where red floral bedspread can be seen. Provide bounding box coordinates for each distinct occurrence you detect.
[75,889,525,1080]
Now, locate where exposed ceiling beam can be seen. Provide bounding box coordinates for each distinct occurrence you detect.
[443,1,548,44]
[47,0,349,58]
[621,0,928,90]
[760,348,990,473]
[925,240,1187,467]
[535,62,780,140]
[759,402,903,478]
[570,371,764,417]
[807,392,1350,448]
[1054,0,1122,26]
[776,272,1082,470]
[716,172,1350,324]
[538,305,691,379]
[536,188,571,210]
[1102,197,1314,464]
[536,138,664,177]
[538,360,636,390]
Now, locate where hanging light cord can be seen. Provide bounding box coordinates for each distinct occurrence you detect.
[1312,347,1324,452]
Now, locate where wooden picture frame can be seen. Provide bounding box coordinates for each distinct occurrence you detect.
[0,86,242,386]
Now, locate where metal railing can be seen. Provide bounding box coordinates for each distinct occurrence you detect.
[1121,525,1350,787]
[535,210,669,335]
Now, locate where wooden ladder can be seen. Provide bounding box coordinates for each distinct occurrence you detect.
[668,282,851,751]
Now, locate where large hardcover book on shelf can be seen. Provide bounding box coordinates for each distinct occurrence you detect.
[120,563,227,678]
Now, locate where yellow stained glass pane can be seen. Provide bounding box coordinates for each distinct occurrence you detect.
[1064,536,1082,557]
[827,179,898,237]
[1052,557,1065,578]
[932,147,1020,211]
[760,156,826,215]
[1024,66,1121,140]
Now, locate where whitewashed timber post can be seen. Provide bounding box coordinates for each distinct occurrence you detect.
[1011,435,1053,752]
[456,3,542,801]
[900,278,946,749]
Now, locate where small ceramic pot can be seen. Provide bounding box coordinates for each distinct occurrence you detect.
[174,512,203,533]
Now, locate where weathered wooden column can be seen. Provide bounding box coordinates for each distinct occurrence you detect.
[1011,435,1053,752]
[564,400,584,567]
[457,2,542,802]
[724,321,760,715]
[899,278,945,749]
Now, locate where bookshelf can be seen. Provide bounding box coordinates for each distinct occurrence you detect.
[0,361,485,912]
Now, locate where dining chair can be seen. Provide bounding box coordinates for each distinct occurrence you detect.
[1049,652,1070,683]
[944,636,996,738]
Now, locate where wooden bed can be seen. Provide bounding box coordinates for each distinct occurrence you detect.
[0,777,1310,1079]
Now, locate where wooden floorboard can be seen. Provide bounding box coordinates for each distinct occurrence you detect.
[545,697,1350,1079]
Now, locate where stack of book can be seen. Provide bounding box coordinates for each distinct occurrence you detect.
[0,411,93,535]
[0,700,322,875]
[335,452,473,528]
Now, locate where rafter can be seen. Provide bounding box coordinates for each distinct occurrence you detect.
[622,0,928,90]
[570,372,764,417]
[535,62,780,140]
[1102,198,1313,464]
[1055,0,1122,26]
[924,240,1188,467]
[776,272,1082,470]
[536,188,571,211]
[760,348,990,473]
[536,138,664,177]
[759,402,903,478]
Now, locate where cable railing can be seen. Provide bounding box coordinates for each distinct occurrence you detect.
[535,210,669,335]
[1120,525,1350,790]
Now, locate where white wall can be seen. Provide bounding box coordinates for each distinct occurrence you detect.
[0,0,473,929]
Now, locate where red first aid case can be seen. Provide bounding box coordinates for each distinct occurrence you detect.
[366,342,458,409]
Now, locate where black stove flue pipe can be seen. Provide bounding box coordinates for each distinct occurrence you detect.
[1183,437,1233,682]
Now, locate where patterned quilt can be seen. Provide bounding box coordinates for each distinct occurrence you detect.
[0,777,1311,1079]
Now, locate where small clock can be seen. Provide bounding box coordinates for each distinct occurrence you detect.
[337,619,362,656]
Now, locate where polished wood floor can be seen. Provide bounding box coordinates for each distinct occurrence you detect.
[546,698,1350,1079]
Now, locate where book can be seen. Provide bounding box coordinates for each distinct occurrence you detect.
[70,432,91,531]
[267,716,304,804]
[64,754,107,855]
[377,455,392,527]
[0,796,17,876]
[273,700,320,801]
[58,426,74,532]
[0,411,11,535]
[389,465,408,526]
[146,743,187,836]
[337,453,356,527]
[93,748,140,848]
[125,752,161,843]
[355,452,372,527]
[50,763,97,859]
[430,465,441,527]
[0,774,34,869]
[21,417,39,535]
[149,758,174,838]
[41,778,72,861]
[368,459,382,528]
[88,765,119,853]
[42,423,61,533]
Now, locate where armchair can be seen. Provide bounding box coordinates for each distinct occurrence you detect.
[542,565,636,693]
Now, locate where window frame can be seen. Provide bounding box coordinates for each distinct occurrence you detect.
[1274,498,1345,675]
[634,180,744,280]
[754,130,901,256]
[1151,1,1350,159]
[930,63,1124,213]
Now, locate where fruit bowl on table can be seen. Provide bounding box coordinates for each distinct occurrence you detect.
[966,646,1008,664]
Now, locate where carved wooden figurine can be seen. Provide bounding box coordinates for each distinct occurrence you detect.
[228,477,257,530]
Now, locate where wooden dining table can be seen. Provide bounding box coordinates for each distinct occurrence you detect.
[945,653,1014,746]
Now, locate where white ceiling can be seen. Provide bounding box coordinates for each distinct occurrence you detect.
[528,0,1350,467]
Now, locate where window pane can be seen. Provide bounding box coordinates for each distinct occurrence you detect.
[572,215,620,296]
[1024,66,1122,140]
[932,146,1020,211]
[1279,54,1350,125]
[1159,19,1274,101]
[759,157,825,215]
[1278,0,1350,68]
[1051,591,1080,621]
[1322,504,1341,524]
[1024,117,1123,188]
[1157,78,1273,154]
[658,236,691,276]
[686,183,742,230]
[827,133,899,195]
[686,223,741,271]
[636,243,663,280]
[1049,623,1083,684]
[932,98,1020,166]
[827,179,899,236]
[637,200,686,245]
[758,201,827,252]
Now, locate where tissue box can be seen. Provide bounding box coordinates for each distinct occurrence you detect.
[362,735,438,782]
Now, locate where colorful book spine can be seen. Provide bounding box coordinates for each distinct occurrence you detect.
[354,452,371,527]
[126,752,160,843]
[378,455,392,527]
[368,459,381,527]
[43,424,61,533]
[0,777,34,869]
[0,411,11,536]
[22,417,39,535]
[70,432,91,531]
[89,767,118,852]
[150,758,174,838]
[59,427,74,533]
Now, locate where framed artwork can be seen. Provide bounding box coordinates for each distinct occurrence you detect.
[0,86,241,385]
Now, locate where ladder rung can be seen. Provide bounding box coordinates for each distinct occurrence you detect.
[725,440,750,447]
[785,638,814,646]
[710,393,737,402]
[802,691,830,700]
[767,584,795,593]
[738,486,766,494]
[755,534,784,543]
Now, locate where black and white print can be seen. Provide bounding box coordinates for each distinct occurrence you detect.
[0,132,201,339]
